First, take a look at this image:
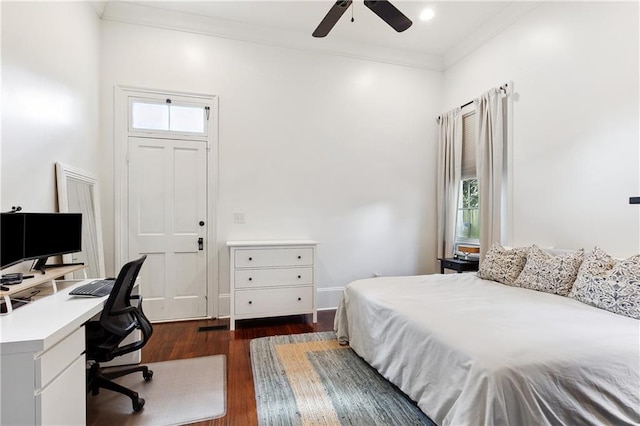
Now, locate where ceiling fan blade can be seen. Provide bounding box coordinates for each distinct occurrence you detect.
[364,0,412,33]
[313,0,353,38]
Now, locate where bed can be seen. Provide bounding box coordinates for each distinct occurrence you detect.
[334,272,640,425]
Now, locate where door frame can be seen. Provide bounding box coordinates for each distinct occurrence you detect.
[114,85,219,320]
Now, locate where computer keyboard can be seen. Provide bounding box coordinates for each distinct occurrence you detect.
[70,279,116,297]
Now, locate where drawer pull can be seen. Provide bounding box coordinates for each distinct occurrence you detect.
[297,256,302,259]
[248,301,253,304]
[249,257,253,261]
[297,297,302,301]
[248,277,252,281]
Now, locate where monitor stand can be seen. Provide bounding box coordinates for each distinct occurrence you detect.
[32,257,84,274]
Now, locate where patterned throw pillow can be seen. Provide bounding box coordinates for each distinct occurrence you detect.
[569,247,640,319]
[477,243,527,285]
[514,245,584,296]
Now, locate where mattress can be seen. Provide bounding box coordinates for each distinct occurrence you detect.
[334,273,640,426]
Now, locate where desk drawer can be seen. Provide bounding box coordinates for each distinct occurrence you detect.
[234,267,313,289]
[35,326,84,390]
[36,354,86,425]
[235,287,313,315]
[234,248,313,268]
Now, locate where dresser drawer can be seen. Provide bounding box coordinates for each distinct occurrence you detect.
[234,248,313,268]
[235,267,313,289]
[235,287,313,315]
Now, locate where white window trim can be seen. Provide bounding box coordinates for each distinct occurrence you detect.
[455,177,480,248]
[456,105,480,250]
[128,95,210,139]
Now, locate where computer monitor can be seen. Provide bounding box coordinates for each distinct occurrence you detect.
[0,212,82,271]
[24,213,83,271]
[0,213,26,269]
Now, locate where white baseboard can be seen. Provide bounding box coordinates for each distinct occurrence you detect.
[218,293,230,318]
[217,287,344,318]
[316,287,344,310]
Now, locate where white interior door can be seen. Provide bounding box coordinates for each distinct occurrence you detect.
[128,137,208,321]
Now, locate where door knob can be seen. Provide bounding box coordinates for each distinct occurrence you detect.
[199,221,205,226]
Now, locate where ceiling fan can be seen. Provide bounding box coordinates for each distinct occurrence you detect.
[312,0,412,38]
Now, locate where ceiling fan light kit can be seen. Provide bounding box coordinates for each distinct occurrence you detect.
[313,0,413,38]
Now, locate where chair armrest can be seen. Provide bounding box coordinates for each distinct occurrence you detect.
[110,294,144,316]
[110,295,153,357]
[130,294,151,319]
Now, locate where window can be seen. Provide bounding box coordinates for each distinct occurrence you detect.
[455,111,479,249]
[129,97,209,136]
[456,178,479,242]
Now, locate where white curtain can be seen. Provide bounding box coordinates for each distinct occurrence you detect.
[436,108,462,259]
[474,87,507,259]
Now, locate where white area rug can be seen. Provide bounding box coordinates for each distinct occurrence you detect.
[87,355,226,426]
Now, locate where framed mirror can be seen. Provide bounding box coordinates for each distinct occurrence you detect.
[56,162,105,279]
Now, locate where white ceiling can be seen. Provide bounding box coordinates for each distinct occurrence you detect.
[100,1,540,70]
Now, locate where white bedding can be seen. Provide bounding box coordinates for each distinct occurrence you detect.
[334,273,640,426]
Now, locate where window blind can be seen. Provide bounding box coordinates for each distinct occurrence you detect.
[461,111,476,179]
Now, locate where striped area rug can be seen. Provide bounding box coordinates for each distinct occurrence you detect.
[250,331,435,426]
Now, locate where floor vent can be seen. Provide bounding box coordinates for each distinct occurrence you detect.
[197,325,228,332]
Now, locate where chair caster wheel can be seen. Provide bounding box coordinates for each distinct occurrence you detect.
[133,398,145,412]
[143,370,153,381]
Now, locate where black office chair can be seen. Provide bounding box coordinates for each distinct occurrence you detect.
[86,255,154,412]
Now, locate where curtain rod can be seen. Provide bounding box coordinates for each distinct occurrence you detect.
[438,83,509,121]
[460,100,474,109]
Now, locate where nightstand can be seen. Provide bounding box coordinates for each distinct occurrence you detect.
[438,257,479,274]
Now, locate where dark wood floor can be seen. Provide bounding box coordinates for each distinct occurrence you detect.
[141,310,336,426]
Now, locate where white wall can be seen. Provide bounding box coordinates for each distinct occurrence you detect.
[443,2,639,257]
[8,2,632,315]
[1,2,101,213]
[100,21,442,312]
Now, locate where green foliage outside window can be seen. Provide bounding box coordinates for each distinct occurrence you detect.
[456,178,479,240]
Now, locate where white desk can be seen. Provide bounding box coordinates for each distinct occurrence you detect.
[1,279,110,425]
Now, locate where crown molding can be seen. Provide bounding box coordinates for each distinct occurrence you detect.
[101,1,443,71]
[443,1,541,70]
[89,1,108,19]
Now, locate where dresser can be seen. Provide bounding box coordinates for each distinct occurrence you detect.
[227,240,318,330]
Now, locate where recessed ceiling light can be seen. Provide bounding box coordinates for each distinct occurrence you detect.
[420,8,435,21]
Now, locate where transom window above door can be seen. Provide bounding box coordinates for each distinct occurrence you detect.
[129,97,209,137]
